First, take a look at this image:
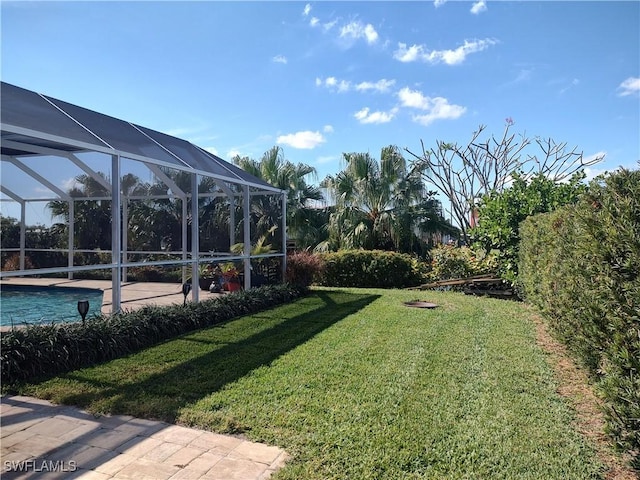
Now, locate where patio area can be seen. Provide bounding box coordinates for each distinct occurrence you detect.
[1,395,289,479]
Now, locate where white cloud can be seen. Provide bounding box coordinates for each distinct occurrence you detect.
[204,146,219,156]
[618,77,640,96]
[434,0,447,7]
[323,125,334,133]
[310,17,319,27]
[583,166,606,181]
[581,151,607,178]
[317,77,395,94]
[470,1,487,14]
[397,87,431,109]
[355,79,396,93]
[397,87,466,125]
[363,24,379,44]
[303,3,311,16]
[394,39,497,65]
[227,149,242,159]
[436,39,497,65]
[272,55,287,64]
[337,80,350,93]
[323,19,338,31]
[316,76,351,92]
[61,177,78,191]
[277,131,326,149]
[340,21,379,44]
[412,99,466,126]
[353,107,398,124]
[393,43,424,63]
[585,151,607,164]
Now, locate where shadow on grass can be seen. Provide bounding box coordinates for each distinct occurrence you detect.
[53,290,379,422]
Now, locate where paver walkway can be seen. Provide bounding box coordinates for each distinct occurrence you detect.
[1,395,289,479]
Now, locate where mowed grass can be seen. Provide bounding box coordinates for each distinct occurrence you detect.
[14,289,605,479]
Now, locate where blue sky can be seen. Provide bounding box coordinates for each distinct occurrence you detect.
[1,1,639,225]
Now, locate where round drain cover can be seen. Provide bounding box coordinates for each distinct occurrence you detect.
[404,301,438,308]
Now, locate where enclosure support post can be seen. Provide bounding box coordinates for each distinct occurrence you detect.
[243,184,251,290]
[182,194,188,284]
[67,200,74,279]
[122,197,128,282]
[19,200,26,271]
[111,154,122,313]
[229,194,235,246]
[191,173,199,303]
[281,191,287,280]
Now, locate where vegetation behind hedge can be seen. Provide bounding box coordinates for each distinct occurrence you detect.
[518,168,640,468]
[317,250,427,288]
[471,172,587,282]
[1,283,305,386]
[428,244,499,281]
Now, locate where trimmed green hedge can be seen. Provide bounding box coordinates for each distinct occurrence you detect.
[519,168,640,468]
[317,250,427,288]
[1,284,304,385]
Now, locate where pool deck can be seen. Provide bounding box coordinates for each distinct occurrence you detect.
[0,277,223,330]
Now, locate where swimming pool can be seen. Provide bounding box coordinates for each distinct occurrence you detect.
[0,284,104,327]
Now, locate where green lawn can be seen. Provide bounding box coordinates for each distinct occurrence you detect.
[15,288,605,479]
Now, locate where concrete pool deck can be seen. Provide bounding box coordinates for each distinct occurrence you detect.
[0,277,224,330]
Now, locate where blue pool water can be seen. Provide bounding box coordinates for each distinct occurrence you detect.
[0,285,104,327]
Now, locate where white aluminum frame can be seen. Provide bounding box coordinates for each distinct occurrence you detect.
[1,110,288,314]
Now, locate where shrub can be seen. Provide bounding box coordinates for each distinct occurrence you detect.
[428,244,499,281]
[519,168,640,467]
[2,254,34,271]
[1,283,305,385]
[129,265,164,282]
[471,172,587,282]
[285,251,325,288]
[317,250,426,288]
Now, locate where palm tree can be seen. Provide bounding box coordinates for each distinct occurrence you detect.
[47,173,112,251]
[233,146,325,250]
[321,146,454,254]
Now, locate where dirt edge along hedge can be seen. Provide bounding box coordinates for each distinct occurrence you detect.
[1,283,305,385]
[518,168,640,469]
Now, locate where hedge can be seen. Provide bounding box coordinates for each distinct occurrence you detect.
[1,283,305,385]
[317,250,426,288]
[428,244,499,281]
[518,168,640,468]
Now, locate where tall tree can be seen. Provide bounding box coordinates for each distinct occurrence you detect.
[405,121,603,241]
[233,146,324,249]
[47,173,112,251]
[321,146,454,253]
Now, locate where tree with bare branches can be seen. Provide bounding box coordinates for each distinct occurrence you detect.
[405,120,604,241]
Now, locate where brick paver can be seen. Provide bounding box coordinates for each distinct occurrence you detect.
[1,395,289,479]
